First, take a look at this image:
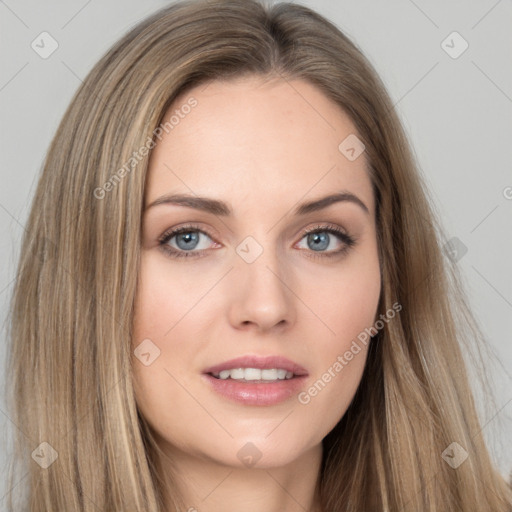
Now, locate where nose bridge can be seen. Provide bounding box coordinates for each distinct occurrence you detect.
[228,233,296,330]
[237,233,287,295]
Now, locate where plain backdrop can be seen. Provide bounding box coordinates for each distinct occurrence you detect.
[1,0,511,503]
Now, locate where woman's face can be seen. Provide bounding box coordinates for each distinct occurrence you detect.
[132,76,381,469]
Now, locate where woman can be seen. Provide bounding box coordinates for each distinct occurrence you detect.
[5,0,511,510]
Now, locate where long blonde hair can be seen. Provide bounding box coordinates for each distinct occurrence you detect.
[5,0,511,510]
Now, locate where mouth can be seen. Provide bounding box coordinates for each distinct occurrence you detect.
[209,367,298,382]
[202,355,308,406]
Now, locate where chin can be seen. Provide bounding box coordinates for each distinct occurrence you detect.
[201,434,319,470]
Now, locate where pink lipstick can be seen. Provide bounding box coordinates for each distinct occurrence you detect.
[202,355,308,406]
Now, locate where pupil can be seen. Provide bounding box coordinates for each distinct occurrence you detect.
[177,232,199,250]
[308,232,329,251]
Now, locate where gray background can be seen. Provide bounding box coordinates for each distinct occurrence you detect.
[1,0,511,503]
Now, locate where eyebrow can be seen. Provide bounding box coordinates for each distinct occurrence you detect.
[144,191,369,216]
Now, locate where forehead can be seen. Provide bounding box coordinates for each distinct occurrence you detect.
[145,76,373,217]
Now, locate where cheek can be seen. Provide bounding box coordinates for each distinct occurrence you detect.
[133,253,190,337]
[131,251,198,365]
[293,249,380,428]
[132,249,219,342]
[131,255,208,445]
[297,245,381,353]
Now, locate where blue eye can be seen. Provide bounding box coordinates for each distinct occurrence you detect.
[295,225,356,258]
[159,224,216,258]
[158,223,356,260]
[174,231,200,250]
[304,231,331,251]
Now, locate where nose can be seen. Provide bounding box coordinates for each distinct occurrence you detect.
[226,245,297,333]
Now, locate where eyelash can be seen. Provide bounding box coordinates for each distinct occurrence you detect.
[157,223,357,260]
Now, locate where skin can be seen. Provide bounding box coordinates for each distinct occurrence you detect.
[132,75,381,512]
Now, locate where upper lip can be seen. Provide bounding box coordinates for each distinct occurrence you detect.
[203,355,308,376]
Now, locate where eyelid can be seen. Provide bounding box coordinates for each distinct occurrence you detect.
[297,222,350,239]
[158,223,217,245]
[157,222,356,259]
[293,223,356,259]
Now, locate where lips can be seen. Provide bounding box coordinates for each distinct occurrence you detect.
[203,355,309,377]
[202,355,309,406]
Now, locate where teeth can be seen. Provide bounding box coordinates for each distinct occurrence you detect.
[261,369,277,380]
[213,368,295,381]
[230,368,245,379]
[245,368,261,381]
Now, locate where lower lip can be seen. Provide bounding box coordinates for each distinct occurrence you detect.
[203,374,307,406]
